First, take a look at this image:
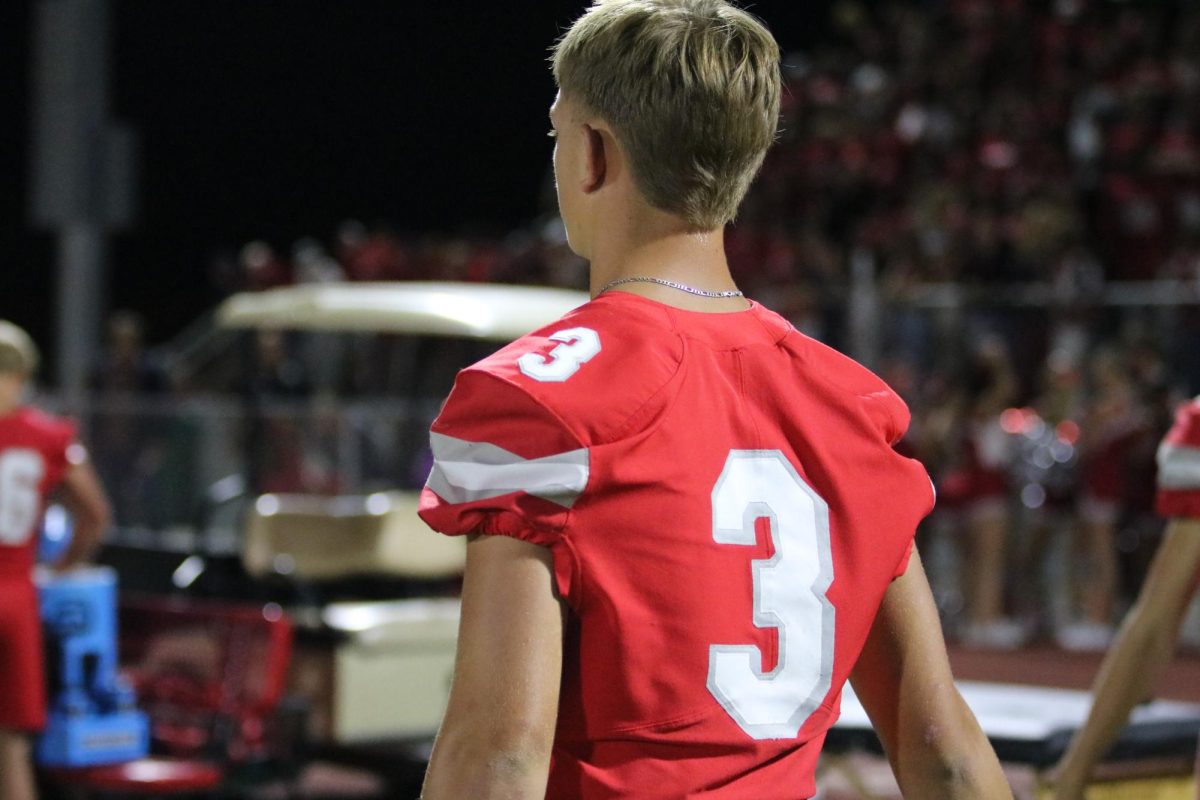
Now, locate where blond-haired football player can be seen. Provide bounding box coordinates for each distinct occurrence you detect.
[418,2,1010,797]
[0,321,110,800]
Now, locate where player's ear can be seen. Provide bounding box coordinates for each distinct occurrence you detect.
[581,123,607,194]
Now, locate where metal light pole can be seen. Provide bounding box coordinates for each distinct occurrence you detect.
[29,0,136,410]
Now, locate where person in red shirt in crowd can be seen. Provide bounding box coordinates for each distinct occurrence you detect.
[237,241,292,291]
[1067,347,1146,650]
[335,220,412,282]
[1053,396,1200,798]
[960,338,1023,649]
[417,2,1008,797]
[0,321,110,800]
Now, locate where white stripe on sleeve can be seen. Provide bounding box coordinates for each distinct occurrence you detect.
[425,431,589,508]
[1157,442,1200,491]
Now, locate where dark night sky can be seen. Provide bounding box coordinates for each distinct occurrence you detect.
[1,1,833,369]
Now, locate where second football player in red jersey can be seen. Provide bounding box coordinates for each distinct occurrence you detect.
[1052,397,1200,799]
[418,1,1009,797]
[0,321,110,800]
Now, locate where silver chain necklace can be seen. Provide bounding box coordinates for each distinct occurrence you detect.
[599,275,744,298]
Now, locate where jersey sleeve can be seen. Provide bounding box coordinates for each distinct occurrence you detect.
[38,412,79,490]
[1156,399,1200,519]
[418,368,589,546]
[859,388,911,448]
[860,388,928,579]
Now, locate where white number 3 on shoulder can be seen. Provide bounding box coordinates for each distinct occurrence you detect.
[518,327,601,383]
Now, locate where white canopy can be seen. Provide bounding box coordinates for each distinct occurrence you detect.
[215,281,590,341]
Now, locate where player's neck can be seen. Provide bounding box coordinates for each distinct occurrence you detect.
[587,216,746,312]
[0,377,24,416]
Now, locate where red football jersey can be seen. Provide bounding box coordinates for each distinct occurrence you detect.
[1156,398,1200,519]
[419,292,934,799]
[0,406,78,579]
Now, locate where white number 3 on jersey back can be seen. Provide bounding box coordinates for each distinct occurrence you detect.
[708,450,836,740]
[518,327,601,383]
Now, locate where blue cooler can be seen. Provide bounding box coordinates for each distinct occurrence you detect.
[34,566,149,767]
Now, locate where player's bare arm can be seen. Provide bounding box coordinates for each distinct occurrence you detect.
[1051,517,1200,800]
[0,730,37,800]
[421,533,564,800]
[51,456,110,571]
[850,550,1011,799]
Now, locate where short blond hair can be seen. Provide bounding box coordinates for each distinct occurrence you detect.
[552,0,781,230]
[0,320,39,377]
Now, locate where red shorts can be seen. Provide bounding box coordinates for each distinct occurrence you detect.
[0,579,46,731]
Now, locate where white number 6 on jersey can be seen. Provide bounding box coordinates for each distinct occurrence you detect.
[708,450,836,740]
[0,449,46,546]
[518,327,601,383]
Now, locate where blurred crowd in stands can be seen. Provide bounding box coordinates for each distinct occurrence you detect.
[80,0,1200,650]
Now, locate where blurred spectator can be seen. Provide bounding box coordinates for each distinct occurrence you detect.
[929,338,1025,649]
[89,311,169,528]
[1064,347,1144,649]
[292,237,345,285]
[242,331,311,494]
[239,241,292,290]
[90,311,167,396]
[337,220,411,281]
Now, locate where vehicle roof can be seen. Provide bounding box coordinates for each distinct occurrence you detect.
[216,281,589,341]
